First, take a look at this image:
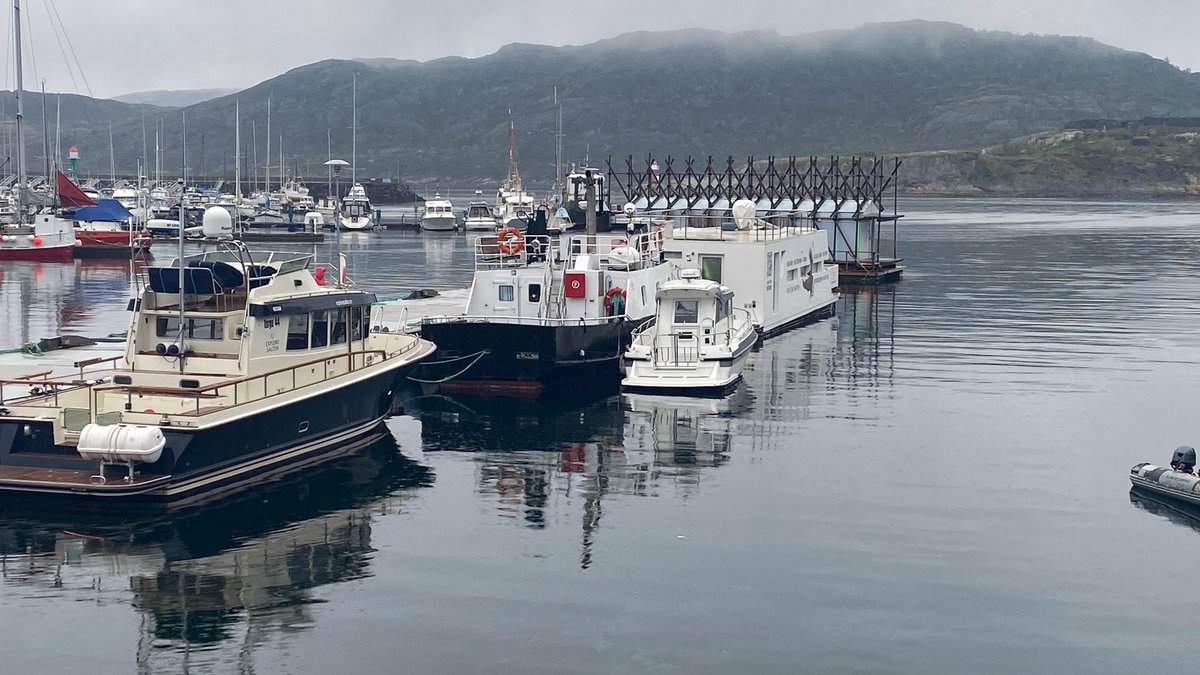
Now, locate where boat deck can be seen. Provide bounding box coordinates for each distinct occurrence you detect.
[0,464,168,490]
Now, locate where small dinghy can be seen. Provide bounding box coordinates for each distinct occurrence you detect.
[1130,446,1200,506]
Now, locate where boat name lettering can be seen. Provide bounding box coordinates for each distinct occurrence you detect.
[516,351,539,360]
[336,299,352,307]
[786,284,801,294]
[271,306,282,313]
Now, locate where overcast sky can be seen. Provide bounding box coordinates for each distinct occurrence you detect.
[5,0,1199,98]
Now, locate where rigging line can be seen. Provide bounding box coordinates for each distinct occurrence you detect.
[45,0,88,97]
[3,0,10,91]
[40,0,79,93]
[20,0,37,87]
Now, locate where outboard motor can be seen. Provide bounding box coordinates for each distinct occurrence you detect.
[1171,446,1196,473]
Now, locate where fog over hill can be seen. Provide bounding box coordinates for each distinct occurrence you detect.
[6,21,1200,191]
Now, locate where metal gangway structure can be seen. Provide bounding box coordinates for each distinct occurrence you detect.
[607,154,905,284]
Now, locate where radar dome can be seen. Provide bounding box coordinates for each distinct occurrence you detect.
[731,199,757,230]
[202,206,233,239]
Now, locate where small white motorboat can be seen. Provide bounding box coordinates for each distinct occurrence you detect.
[420,193,459,231]
[339,183,375,231]
[622,268,758,394]
[462,199,497,231]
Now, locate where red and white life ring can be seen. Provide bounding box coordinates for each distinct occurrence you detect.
[497,226,525,255]
[603,286,627,315]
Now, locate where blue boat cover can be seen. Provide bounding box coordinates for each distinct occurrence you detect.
[70,198,132,223]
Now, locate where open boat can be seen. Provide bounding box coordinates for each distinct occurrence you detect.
[0,241,434,499]
[1130,446,1200,507]
[622,268,757,394]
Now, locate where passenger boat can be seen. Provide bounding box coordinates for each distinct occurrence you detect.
[622,268,757,394]
[0,240,435,499]
[462,199,497,231]
[1130,447,1200,507]
[652,199,838,338]
[420,193,458,231]
[416,230,676,397]
[339,183,375,231]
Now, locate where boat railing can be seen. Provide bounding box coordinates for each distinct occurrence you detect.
[421,314,621,328]
[474,234,555,269]
[91,343,422,422]
[644,211,819,242]
[562,232,662,270]
[652,332,700,366]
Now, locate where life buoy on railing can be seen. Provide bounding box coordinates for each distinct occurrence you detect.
[603,286,627,316]
[497,226,525,255]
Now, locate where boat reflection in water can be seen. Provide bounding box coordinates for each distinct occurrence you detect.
[0,428,432,671]
[1129,487,1200,535]
[417,386,752,567]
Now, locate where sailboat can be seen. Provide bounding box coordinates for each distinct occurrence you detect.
[0,0,75,261]
[494,121,533,231]
[339,73,375,231]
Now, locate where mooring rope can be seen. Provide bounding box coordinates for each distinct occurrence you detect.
[406,350,489,384]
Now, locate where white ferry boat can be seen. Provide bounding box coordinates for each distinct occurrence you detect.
[653,199,838,338]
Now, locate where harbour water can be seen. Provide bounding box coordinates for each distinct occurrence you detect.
[2,198,1200,673]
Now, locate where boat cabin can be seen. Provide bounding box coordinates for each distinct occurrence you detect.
[131,247,377,383]
[652,269,737,347]
[452,232,674,323]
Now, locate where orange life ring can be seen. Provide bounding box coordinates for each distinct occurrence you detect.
[603,286,627,315]
[497,226,525,255]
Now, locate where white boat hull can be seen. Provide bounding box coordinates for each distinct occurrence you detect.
[420,214,458,231]
[463,217,497,232]
[339,215,374,231]
[622,346,750,393]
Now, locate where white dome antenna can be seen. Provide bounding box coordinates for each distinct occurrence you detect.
[731,199,756,230]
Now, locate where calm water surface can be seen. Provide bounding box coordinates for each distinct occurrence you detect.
[1,199,1200,673]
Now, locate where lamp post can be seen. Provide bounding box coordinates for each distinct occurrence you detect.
[324,158,350,283]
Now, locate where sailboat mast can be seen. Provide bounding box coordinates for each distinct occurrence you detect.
[265,97,271,195]
[108,121,115,185]
[13,0,26,219]
[40,81,49,180]
[54,94,60,175]
[351,72,357,185]
[234,100,241,200]
[182,110,187,187]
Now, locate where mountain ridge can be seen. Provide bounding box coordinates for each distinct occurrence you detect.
[6,21,1200,195]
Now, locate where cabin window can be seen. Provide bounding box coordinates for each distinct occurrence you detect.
[331,308,348,345]
[287,314,309,350]
[528,284,541,303]
[674,299,699,324]
[359,305,371,338]
[499,285,515,302]
[715,298,729,323]
[351,306,364,340]
[156,317,224,340]
[641,285,647,305]
[699,255,723,283]
[787,268,799,282]
[311,310,330,348]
